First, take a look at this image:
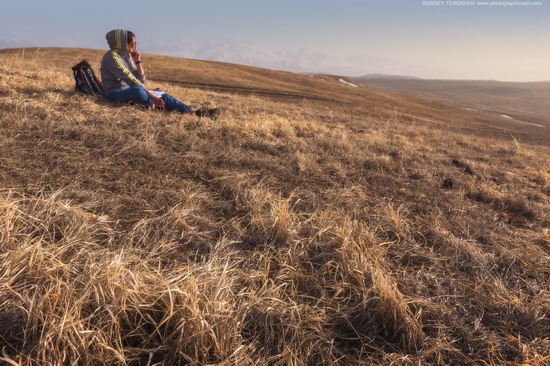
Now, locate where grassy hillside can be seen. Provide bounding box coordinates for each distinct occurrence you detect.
[355,77,550,133]
[0,48,548,365]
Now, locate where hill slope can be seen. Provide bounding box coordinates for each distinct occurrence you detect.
[0,48,549,365]
[356,77,550,132]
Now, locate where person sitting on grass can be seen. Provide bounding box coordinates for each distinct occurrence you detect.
[100,29,219,119]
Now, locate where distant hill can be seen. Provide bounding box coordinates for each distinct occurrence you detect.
[357,78,550,129]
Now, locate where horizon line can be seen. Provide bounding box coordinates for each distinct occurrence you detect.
[2,45,548,84]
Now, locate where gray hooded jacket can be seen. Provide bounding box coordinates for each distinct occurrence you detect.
[100,29,146,96]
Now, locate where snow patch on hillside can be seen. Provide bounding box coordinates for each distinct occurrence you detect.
[338,78,358,87]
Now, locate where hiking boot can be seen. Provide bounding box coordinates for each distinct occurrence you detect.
[195,108,221,120]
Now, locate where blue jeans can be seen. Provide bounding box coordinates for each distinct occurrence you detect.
[106,86,193,113]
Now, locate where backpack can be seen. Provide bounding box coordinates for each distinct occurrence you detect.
[72,60,103,96]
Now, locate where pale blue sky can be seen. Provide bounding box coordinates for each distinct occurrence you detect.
[1,0,548,81]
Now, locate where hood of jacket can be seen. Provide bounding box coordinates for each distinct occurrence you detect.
[105,29,129,54]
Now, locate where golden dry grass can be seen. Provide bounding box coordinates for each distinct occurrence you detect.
[0,48,549,365]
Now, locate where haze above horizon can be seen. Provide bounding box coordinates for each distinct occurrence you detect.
[1,0,548,82]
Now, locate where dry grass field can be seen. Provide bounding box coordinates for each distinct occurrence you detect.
[0,48,549,365]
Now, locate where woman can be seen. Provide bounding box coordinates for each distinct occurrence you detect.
[100,29,219,119]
